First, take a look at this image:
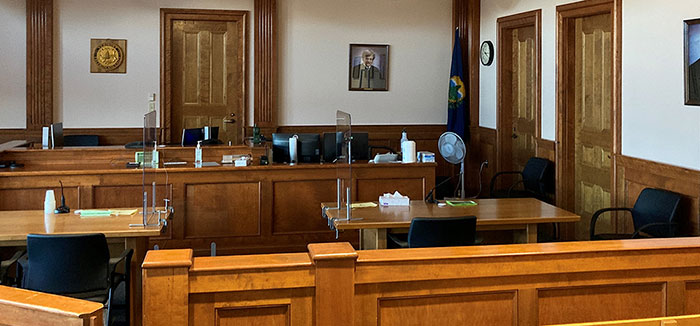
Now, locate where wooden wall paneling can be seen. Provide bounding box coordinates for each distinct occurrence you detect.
[26,0,53,130]
[475,127,498,196]
[0,187,79,211]
[254,0,277,128]
[355,178,426,202]
[272,179,337,234]
[536,138,556,162]
[184,182,261,238]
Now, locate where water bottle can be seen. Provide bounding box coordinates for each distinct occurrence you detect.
[195,141,203,167]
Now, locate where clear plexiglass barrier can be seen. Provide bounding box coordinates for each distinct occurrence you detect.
[132,110,170,227]
[335,110,353,220]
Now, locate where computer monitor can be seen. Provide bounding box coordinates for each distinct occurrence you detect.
[272,133,321,163]
[181,128,203,146]
[323,132,369,162]
[203,126,219,140]
[50,122,64,149]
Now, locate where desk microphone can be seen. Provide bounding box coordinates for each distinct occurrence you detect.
[424,160,489,203]
[425,173,461,203]
[54,180,70,214]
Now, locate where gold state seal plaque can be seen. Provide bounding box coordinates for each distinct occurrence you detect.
[90,39,127,73]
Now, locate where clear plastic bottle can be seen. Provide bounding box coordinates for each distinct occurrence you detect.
[400,128,408,146]
[195,141,203,167]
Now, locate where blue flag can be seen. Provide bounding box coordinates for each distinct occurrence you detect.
[447,29,469,141]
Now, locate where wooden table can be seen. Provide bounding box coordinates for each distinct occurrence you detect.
[0,209,164,326]
[322,198,580,249]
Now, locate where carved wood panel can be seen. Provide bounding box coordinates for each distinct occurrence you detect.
[184,182,261,239]
[538,283,665,325]
[0,187,79,211]
[378,292,516,325]
[272,179,337,234]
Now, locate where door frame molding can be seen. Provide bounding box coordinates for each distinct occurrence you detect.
[160,8,249,144]
[555,0,622,215]
[496,9,542,175]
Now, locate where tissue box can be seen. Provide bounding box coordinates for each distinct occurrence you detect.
[417,151,435,163]
[379,194,410,206]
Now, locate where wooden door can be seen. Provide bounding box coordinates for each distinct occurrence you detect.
[497,10,541,185]
[572,13,613,240]
[169,14,246,145]
[509,26,537,172]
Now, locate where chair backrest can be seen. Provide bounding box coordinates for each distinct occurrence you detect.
[407,216,477,248]
[64,135,99,146]
[23,234,110,295]
[521,157,554,195]
[632,188,682,237]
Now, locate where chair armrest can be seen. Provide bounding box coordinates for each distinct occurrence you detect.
[109,249,133,285]
[632,222,678,238]
[506,180,525,197]
[590,207,632,240]
[489,171,522,197]
[0,250,25,285]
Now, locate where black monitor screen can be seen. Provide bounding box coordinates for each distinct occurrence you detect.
[272,133,320,163]
[323,132,368,162]
[181,128,203,146]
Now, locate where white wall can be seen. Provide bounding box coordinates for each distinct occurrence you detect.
[278,0,452,125]
[0,0,453,129]
[481,0,700,170]
[0,0,26,128]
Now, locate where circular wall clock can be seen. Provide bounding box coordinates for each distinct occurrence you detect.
[93,43,124,71]
[480,40,494,66]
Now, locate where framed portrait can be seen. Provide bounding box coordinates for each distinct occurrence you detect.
[684,19,700,105]
[348,44,389,91]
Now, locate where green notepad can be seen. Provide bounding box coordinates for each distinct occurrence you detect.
[78,210,112,217]
[445,200,477,207]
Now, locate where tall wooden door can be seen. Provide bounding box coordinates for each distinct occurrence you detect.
[168,12,247,145]
[509,26,537,172]
[557,5,615,240]
[572,13,613,240]
[497,11,541,181]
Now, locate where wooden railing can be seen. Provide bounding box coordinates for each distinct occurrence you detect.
[142,238,700,325]
[0,285,103,326]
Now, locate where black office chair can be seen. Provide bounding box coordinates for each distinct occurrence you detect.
[0,250,24,286]
[18,233,133,326]
[64,135,99,146]
[590,188,682,240]
[490,157,554,201]
[387,216,477,248]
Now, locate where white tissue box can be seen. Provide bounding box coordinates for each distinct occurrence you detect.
[379,195,410,206]
[418,151,435,163]
[234,158,250,167]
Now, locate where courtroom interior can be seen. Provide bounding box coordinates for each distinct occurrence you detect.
[1,0,700,325]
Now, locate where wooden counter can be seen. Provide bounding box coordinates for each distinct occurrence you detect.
[0,147,435,255]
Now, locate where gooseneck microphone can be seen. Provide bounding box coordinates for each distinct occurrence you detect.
[424,160,489,203]
[54,180,70,214]
[425,173,462,203]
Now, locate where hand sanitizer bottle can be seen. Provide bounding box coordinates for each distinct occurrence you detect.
[400,128,408,146]
[195,141,203,168]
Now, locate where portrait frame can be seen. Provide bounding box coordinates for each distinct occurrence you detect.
[684,18,700,106]
[348,44,389,91]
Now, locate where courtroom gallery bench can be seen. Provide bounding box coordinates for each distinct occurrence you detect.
[142,238,700,325]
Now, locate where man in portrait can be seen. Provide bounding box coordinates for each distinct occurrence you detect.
[687,22,700,104]
[351,49,385,89]
[689,57,700,103]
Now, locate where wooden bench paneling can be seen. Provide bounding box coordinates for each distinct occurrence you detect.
[143,238,700,326]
